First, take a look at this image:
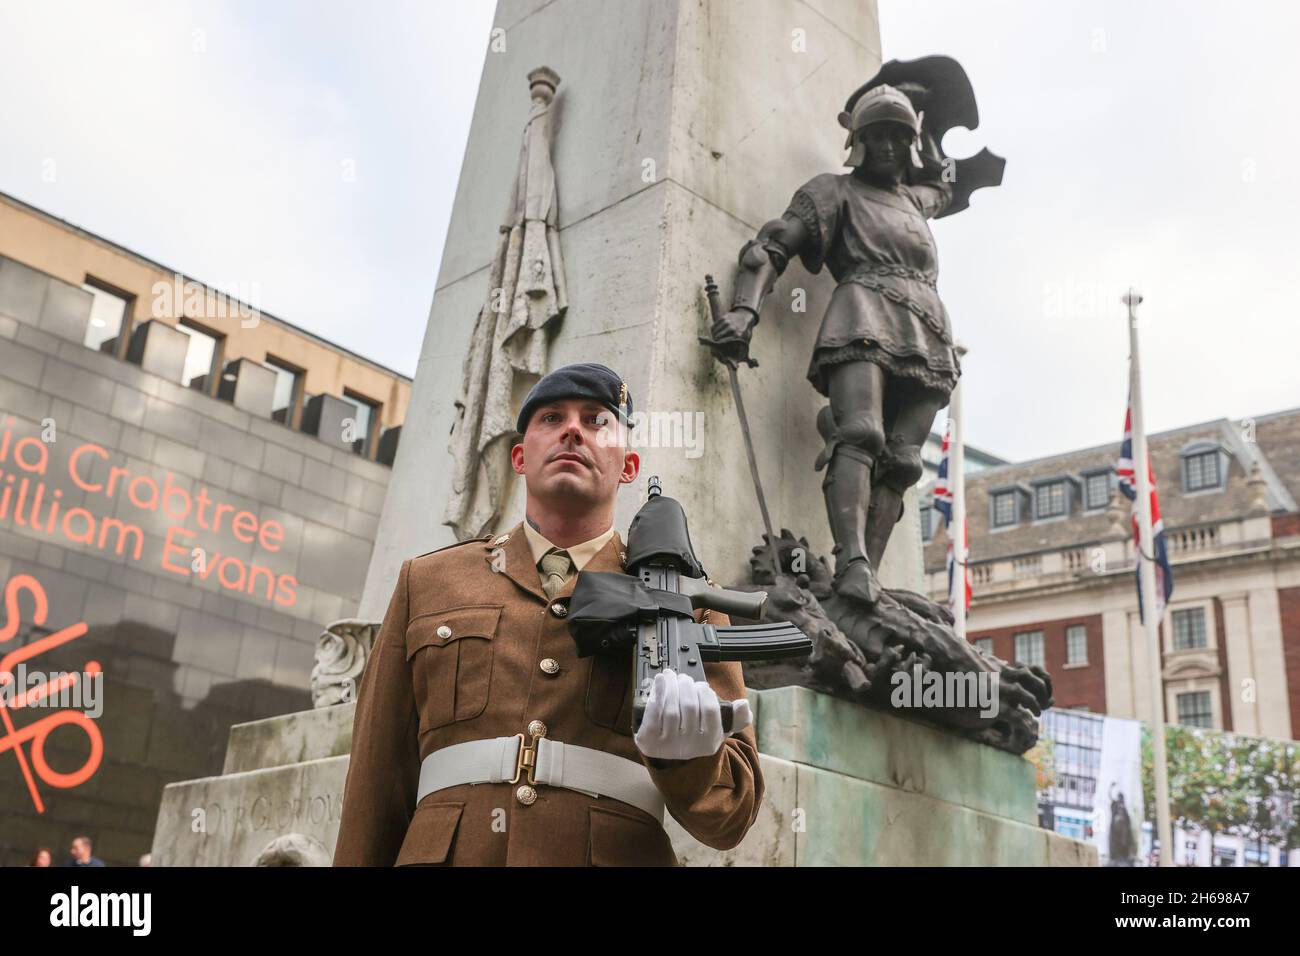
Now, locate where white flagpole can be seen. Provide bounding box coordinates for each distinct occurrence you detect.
[1125,287,1173,867]
[951,343,968,640]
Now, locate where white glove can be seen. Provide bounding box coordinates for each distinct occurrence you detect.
[634,668,754,761]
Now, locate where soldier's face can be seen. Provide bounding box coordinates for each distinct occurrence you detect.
[511,400,639,510]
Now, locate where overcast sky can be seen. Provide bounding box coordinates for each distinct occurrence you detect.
[1,1,1295,462]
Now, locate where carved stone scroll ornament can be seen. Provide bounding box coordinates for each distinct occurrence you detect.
[311,619,378,709]
[737,530,1053,755]
[445,65,568,540]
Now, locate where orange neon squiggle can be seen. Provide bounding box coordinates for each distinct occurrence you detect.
[0,573,101,813]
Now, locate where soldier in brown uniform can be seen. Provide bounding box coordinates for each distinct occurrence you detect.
[333,363,763,866]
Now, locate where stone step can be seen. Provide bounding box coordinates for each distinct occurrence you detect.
[222,702,356,774]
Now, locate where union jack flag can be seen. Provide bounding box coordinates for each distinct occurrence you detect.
[934,420,970,612]
[1117,391,1173,623]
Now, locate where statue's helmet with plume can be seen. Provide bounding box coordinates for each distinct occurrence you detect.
[839,83,921,167]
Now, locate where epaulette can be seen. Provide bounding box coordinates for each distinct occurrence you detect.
[412,534,493,561]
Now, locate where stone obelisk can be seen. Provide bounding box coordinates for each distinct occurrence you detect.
[359,0,924,618]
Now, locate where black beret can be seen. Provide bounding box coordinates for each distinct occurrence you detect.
[516,362,632,434]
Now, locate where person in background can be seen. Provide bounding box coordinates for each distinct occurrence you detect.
[62,836,106,867]
[30,847,51,867]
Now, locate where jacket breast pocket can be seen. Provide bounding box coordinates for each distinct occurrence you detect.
[406,605,501,730]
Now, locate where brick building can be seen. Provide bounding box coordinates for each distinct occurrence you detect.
[921,407,1300,742]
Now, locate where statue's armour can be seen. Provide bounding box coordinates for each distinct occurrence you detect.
[785,172,961,398]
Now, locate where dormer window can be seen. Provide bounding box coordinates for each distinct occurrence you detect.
[1028,475,1078,521]
[1035,481,1066,519]
[1180,441,1227,493]
[1185,450,1220,490]
[992,490,1018,527]
[1081,468,1114,511]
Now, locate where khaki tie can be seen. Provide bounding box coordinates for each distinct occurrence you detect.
[539,548,573,600]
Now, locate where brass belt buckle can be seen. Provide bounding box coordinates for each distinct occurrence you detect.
[509,727,546,785]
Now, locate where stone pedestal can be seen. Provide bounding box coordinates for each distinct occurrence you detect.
[668,686,1096,866]
[151,686,1093,866]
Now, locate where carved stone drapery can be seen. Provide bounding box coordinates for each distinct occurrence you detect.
[444,65,568,540]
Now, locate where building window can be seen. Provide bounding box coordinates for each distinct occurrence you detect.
[1243,839,1268,866]
[1176,691,1213,728]
[1083,471,1112,510]
[81,278,132,354]
[974,637,993,658]
[1034,481,1066,519]
[920,504,934,543]
[264,357,303,426]
[1066,624,1088,665]
[1181,445,1224,492]
[1014,630,1044,668]
[342,390,380,457]
[992,491,1017,528]
[1212,847,1237,867]
[1185,451,1220,491]
[177,320,222,391]
[1171,607,1208,651]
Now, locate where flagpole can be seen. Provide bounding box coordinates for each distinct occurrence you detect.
[1125,287,1173,867]
[951,343,968,640]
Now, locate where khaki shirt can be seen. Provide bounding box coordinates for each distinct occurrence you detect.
[521,520,615,583]
[332,521,764,866]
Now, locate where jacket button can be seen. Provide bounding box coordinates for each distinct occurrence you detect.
[515,785,537,806]
[527,719,547,737]
[436,625,452,639]
[549,601,568,618]
[539,658,560,675]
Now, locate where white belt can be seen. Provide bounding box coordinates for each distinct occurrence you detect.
[416,735,666,823]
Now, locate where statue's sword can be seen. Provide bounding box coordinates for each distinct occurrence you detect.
[698,275,781,575]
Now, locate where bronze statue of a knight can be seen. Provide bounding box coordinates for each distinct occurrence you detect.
[708,56,1005,608]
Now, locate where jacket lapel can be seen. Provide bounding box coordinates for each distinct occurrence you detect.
[487,521,547,604]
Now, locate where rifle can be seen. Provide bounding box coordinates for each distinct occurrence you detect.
[568,477,812,732]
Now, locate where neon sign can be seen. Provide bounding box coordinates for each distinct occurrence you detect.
[0,417,298,606]
[0,573,103,813]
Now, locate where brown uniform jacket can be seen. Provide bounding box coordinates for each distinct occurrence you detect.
[332,521,764,866]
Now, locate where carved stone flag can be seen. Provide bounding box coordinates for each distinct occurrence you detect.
[445,65,568,540]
